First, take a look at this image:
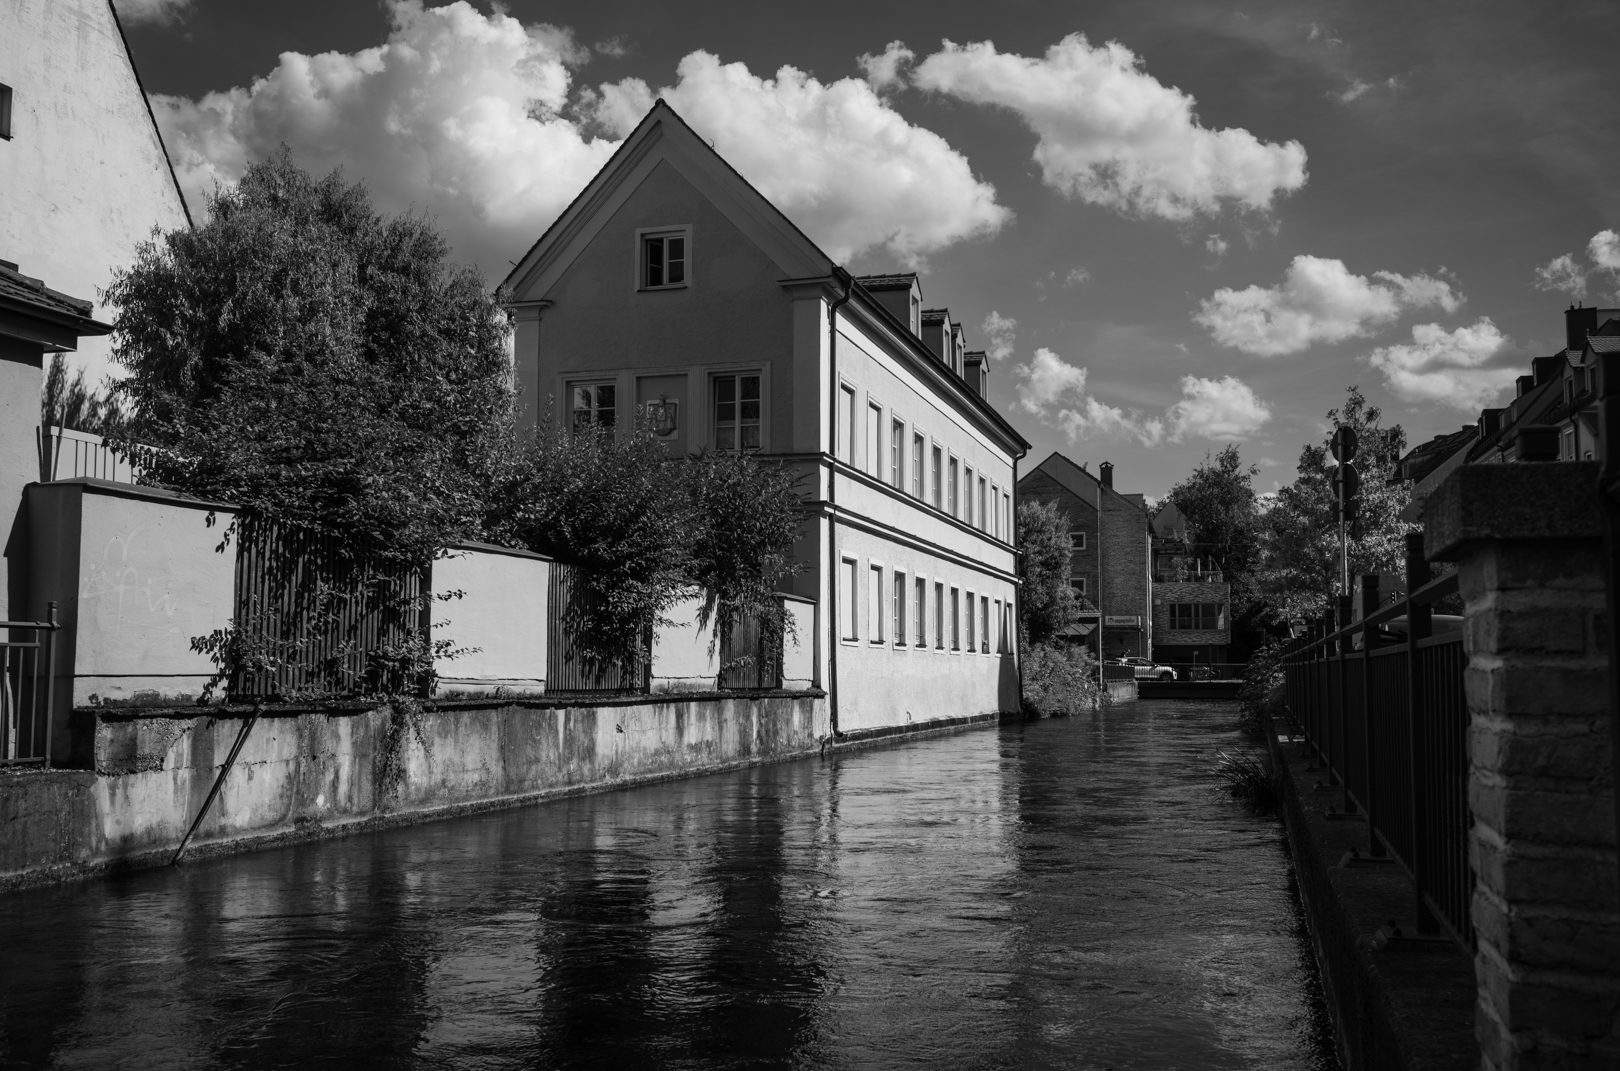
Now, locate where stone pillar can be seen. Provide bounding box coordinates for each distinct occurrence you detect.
[1427,463,1620,1071]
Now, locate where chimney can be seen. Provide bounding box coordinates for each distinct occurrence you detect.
[1099,461,1114,489]
[1567,304,1598,352]
[963,350,987,397]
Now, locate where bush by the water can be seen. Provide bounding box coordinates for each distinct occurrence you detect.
[1022,643,1105,716]
[1236,636,1290,737]
[1214,749,1281,812]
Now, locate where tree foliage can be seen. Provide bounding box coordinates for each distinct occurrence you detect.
[41,354,124,435]
[104,147,513,568]
[1018,499,1078,644]
[1257,386,1412,621]
[1163,444,1261,608]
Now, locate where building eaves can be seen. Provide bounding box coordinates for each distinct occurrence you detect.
[1027,450,1142,513]
[0,263,111,333]
[855,273,918,289]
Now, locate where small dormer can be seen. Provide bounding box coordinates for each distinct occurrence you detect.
[920,308,949,365]
[855,273,922,336]
[950,322,967,376]
[964,350,988,398]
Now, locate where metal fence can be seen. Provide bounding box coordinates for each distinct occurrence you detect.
[37,425,138,483]
[718,603,784,690]
[1,607,60,765]
[1280,532,1474,952]
[231,517,427,699]
[546,563,650,694]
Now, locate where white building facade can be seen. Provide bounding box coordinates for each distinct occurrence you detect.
[502,101,1028,736]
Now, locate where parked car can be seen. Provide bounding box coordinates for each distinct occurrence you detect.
[1116,656,1177,681]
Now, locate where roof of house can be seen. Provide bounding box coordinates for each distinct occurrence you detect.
[1022,451,1146,515]
[854,273,918,290]
[1397,424,1476,485]
[0,261,111,342]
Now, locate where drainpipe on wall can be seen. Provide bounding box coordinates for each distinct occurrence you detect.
[825,269,854,742]
[1012,445,1028,713]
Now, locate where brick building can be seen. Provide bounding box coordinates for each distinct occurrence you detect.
[1017,453,1151,659]
[1149,503,1232,664]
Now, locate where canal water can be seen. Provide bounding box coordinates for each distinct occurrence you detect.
[0,701,1336,1070]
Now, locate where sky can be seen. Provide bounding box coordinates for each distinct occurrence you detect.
[115,0,1620,499]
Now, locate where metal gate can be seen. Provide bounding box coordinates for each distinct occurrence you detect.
[546,563,650,694]
[718,602,783,690]
[1,607,60,765]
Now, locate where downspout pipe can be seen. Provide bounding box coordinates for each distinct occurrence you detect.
[825,268,854,742]
[1011,444,1028,714]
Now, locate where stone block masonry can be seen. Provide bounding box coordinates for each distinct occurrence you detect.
[1427,462,1620,1071]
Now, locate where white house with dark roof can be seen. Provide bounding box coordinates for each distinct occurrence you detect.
[501,100,1029,736]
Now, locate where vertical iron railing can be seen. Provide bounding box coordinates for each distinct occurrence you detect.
[545,563,651,694]
[1279,554,1474,952]
[718,601,784,690]
[1,604,60,765]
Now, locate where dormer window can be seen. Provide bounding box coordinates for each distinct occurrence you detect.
[639,228,689,290]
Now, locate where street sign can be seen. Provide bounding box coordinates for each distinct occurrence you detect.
[1103,615,1141,628]
[1331,426,1358,463]
[1331,463,1360,499]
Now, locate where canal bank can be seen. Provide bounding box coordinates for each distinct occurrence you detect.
[0,701,1336,1070]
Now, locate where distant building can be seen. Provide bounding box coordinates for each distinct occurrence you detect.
[1017,453,1151,659]
[1149,503,1232,665]
[501,101,1030,735]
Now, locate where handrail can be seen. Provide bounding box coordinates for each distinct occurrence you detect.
[1281,570,1460,660]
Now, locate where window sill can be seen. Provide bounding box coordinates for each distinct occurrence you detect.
[637,283,689,293]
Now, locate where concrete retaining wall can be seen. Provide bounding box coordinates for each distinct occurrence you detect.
[1,690,830,891]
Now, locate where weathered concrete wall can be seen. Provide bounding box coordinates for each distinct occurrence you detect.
[0,0,191,386]
[432,542,549,695]
[1,336,43,618]
[1,691,829,890]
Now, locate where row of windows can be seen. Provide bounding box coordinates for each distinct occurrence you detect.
[838,558,1012,654]
[837,384,1011,541]
[1164,603,1225,630]
[570,372,761,452]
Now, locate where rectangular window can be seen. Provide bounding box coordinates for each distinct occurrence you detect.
[1168,603,1223,630]
[713,373,761,451]
[571,382,616,430]
[891,419,904,487]
[978,478,987,531]
[1003,493,1012,540]
[1070,530,1087,551]
[866,402,882,477]
[0,84,11,141]
[642,232,687,288]
[963,466,974,527]
[965,590,976,652]
[893,571,906,646]
[1071,577,1087,596]
[840,558,858,640]
[931,446,943,509]
[912,433,925,497]
[915,576,927,647]
[981,596,990,654]
[950,588,961,651]
[1565,427,1577,461]
[1003,603,1012,653]
[948,458,959,517]
[934,582,945,648]
[838,385,855,463]
[869,564,884,643]
[991,484,1000,538]
[994,599,1005,653]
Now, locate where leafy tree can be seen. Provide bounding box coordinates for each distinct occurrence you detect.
[104,148,513,568]
[1257,386,1412,622]
[1163,444,1261,607]
[1018,499,1078,644]
[41,353,124,435]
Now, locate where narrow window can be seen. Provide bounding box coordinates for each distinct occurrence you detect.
[963,466,974,526]
[840,558,858,640]
[965,590,976,652]
[713,373,761,451]
[934,582,944,648]
[915,576,926,646]
[642,232,687,288]
[866,403,882,478]
[571,382,616,429]
[838,385,855,463]
[891,419,904,488]
[994,599,1004,653]
[931,446,943,509]
[948,458,959,517]
[991,484,1000,538]
[1070,530,1087,551]
[980,596,990,654]
[0,84,11,141]
[893,571,907,646]
[1071,577,1087,596]
[869,564,884,643]
[978,478,987,531]
[1003,492,1012,539]
[912,434,925,497]
[950,588,961,651]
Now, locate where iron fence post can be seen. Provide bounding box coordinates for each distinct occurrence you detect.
[1360,574,1382,854]
[1336,595,1355,814]
[1403,532,1439,934]
[43,602,58,769]
[1593,351,1620,916]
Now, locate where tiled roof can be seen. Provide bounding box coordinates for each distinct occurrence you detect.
[854,273,918,288]
[0,262,96,321]
[919,308,948,322]
[1588,336,1620,352]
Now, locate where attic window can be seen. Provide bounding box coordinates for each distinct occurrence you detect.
[640,228,689,290]
[0,85,12,140]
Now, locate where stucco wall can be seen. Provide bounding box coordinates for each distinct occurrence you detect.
[1,338,43,617]
[432,543,550,695]
[0,0,191,384]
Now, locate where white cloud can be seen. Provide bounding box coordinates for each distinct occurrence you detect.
[1205,234,1229,260]
[1195,255,1463,356]
[1333,76,1399,103]
[113,0,193,25]
[910,34,1308,220]
[1367,318,1519,411]
[858,41,915,90]
[594,36,631,59]
[1014,350,1267,446]
[1064,267,1092,286]
[1591,230,1620,273]
[153,2,1007,278]
[1534,253,1587,298]
[981,311,1017,361]
[591,52,1008,265]
[1166,375,1271,440]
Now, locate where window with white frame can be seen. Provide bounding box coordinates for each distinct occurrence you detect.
[1003,492,1012,539]
[980,596,990,653]
[571,382,616,430]
[713,373,761,451]
[934,582,944,648]
[994,599,1004,652]
[866,403,882,478]
[641,231,687,289]
[840,558,858,640]
[991,483,1000,538]
[1070,530,1087,551]
[869,564,884,643]
[931,446,943,509]
[914,576,926,647]
[838,385,855,463]
[963,465,974,527]
[893,571,907,646]
[948,458,959,517]
[950,588,961,650]
[965,590,976,652]
[978,478,987,531]
[1071,577,1087,596]
[891,419,904,488]
[912,433,925,497]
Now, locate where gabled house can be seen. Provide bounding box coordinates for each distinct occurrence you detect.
[500,100,1029,736]
[1148,503,1232,665]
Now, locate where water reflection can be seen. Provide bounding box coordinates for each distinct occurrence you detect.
[0,702,1336,1070]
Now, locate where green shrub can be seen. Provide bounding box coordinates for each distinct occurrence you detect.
[1022,642,1105,716]
[1236,635,1289,737]
[1214,749,1281,811]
